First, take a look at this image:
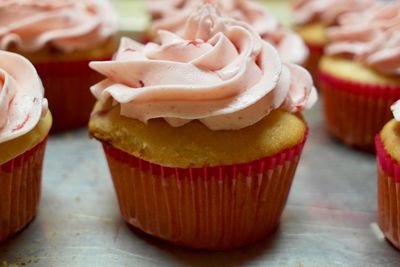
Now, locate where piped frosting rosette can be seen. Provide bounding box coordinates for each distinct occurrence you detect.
[0,51,48,144]
[292,0,376,26]
[91,4,317,131]
[326,2,400,76]
[0,0,118,52]
[148,0,308,64]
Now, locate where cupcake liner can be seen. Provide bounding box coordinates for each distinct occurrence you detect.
[102,133,308,250]
[304,42,325,87]
[319,70,400,151]
[376,135,400,250]
[34,55,112,132]
[0,137,48,242]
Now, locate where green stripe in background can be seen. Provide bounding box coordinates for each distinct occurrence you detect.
[112,0,292,35]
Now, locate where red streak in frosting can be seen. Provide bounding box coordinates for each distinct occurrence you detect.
[124,48,137,53]
[187,40,203,47]
[12,114,30,132]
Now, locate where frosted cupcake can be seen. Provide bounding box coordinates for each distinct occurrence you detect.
[376,101,400,250]
[148,0,309,65]
[319,2,400,151]
[0,0,118,131]
[292,0,375,82]
[0,51,51,242]
[89,5,317,250]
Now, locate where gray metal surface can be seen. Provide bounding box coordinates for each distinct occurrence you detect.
[1,102,400,267]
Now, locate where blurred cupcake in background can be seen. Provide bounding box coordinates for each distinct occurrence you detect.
[89,4,317,250]
[147,0,190,20]
[0,51,52,241]
[0,0,118,131]
[292,0,375,83]
[376,100,400,250]
[319,2,400,151]
[147,0,309,65]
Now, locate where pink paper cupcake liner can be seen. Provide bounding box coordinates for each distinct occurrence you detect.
[376,135,400,250]
[0,137,48,242]
[34,55,112,132]
[101,132,308,250]
[320,70,400,151]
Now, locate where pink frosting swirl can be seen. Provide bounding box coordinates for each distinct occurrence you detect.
[0,51,48,144]
[292,0,376,26]
[0,0,117,52]
[90,5,317,131]
[148,0,308,64]
[0,72,16,130]
[326,3,400,75]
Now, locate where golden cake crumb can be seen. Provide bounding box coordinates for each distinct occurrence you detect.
[320,56,400,86]
[0,112,52,165]
[89,101,307,168]
[295,22,328,47]
[380,119,400,163]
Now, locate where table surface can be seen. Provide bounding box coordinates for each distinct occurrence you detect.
[1,102,400,267]
[2,1,400,266]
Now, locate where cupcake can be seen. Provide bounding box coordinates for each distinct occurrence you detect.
[376,101,400,250]
[0,51,51,241]
[319,2,400,151]
[89,5,317,250]
[0,0,118,131]
[292,0,375,82]
[147,0,309,65]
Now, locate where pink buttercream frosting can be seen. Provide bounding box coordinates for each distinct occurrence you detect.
[0,51,48,144]
[326,3,400,76]
[90,5,317,131]
[292,0,375,26]
[0,0,118,52]
[392,100,400,121]
[148,0,309,64]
